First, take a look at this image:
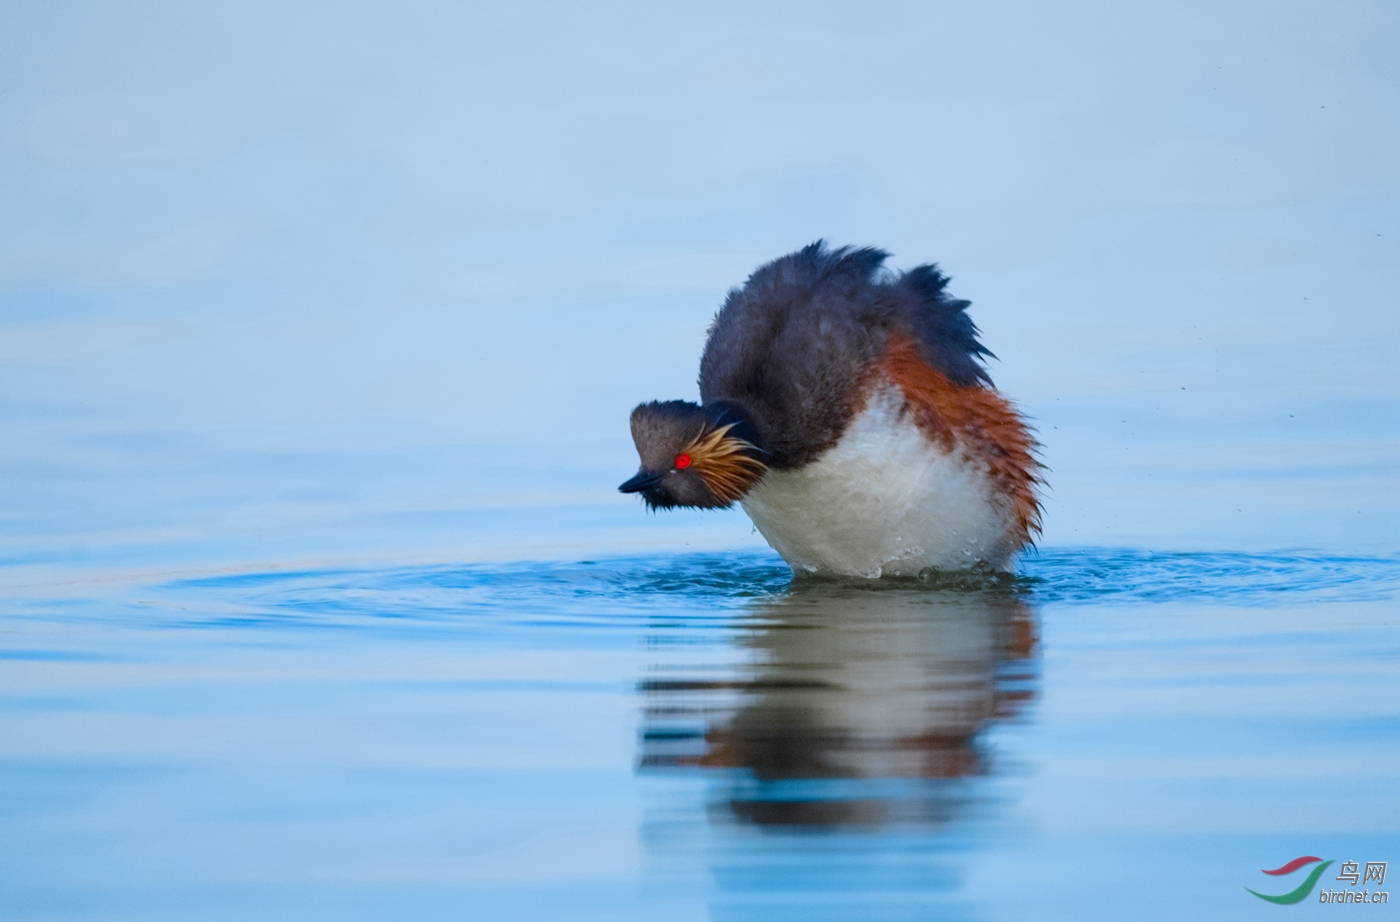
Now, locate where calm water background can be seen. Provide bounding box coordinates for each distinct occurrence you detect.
[2,3,1398,920]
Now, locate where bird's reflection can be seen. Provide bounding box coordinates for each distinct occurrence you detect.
[639,582,1039,830]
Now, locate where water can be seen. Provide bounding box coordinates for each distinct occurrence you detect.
[4,548,1398,920]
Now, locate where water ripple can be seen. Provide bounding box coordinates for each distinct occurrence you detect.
[146,548,1400,634]
[1020,548,1400,605]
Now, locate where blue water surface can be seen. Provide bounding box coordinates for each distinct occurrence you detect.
[3,548,1398,921]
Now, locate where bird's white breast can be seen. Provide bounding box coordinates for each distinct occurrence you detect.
[740,384,1015,578]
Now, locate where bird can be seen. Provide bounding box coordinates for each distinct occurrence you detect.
[618,242,1042,578]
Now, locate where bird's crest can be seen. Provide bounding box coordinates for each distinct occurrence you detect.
[681,422,768,504]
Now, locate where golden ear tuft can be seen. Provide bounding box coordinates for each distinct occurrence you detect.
[681,423,768,504]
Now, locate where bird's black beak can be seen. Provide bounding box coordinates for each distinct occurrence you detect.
[618,470,663,494]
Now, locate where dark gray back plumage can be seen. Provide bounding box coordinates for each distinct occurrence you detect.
[698,241,991,469]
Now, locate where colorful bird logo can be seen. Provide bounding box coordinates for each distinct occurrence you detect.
[1247,856,1334,904]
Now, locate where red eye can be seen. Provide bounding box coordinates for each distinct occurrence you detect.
[674,453,692,470]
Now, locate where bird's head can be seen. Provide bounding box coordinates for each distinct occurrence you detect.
[620,400,768,509]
